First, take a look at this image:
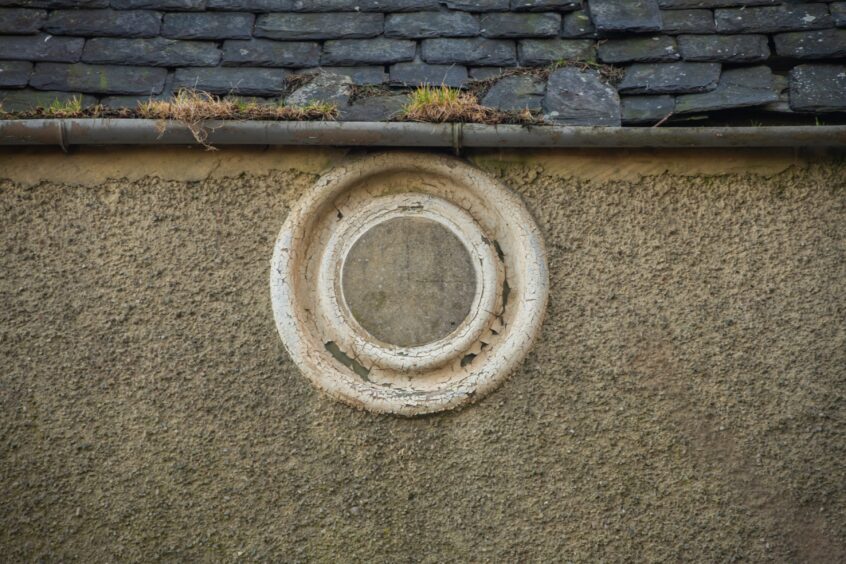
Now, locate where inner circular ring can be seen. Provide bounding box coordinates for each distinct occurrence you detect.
[316,193,502,374]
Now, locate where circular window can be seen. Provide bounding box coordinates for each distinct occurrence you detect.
[270,152,548,415]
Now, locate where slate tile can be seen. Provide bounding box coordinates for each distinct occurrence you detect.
[789,64,846,112]
[773,29,846,59]
[285,71,351,107]
[512,0,580,11]
[660,9,715,34]
[678,34,770,62]
[111,0,205,10]
[322,38,416,65]
[832,3,846,28]
[163,12,253,39]
[206,0,294,9]
[715,4,832,34]
[657,0,778,8]
[0,89,97,112]
[443,0,510,11]
[173,67,288,95]
[0,0,107,6]
[340,94,407,121]
[587,0,662,33]
[518,39,595,65]
[621,95,674,124]
[597,36,679,63]
[469,66,507,79]
[255,13,383,41]
[542,66,621,125]
[0,8,46,34]
[223,39,320,67]
[421,38,517,65]
[389,62,469,87]
[675,65,777,113]
[385,12,479,39]
[45,9,161,38]
[301,66,387,85]
[618,61,720,93]
[83,38,221,67]
[0,34,83,62]
[30,62,167,94]
[481,74,545,111]
[288,0,440,10]
[561,10,596,37]
[480,13,562,38]
[0,60,32,87]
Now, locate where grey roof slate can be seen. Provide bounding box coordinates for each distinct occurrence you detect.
[0,0,843,123]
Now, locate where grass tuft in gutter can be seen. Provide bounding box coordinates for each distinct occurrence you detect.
[136,90,338,149]
[398,84,540,125]
[0,89,339,149]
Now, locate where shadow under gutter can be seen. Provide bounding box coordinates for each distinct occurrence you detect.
[1,119,845,150]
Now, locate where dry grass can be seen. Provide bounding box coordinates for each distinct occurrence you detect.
[133,90,338,148]
[399,84,540,125]
[0,96,130,119]
[136,89,337,121]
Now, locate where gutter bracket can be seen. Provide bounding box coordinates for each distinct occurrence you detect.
[451,123,463,156]
[57,121,68,153]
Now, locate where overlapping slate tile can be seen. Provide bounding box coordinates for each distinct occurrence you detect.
[774,29,846,59]
[46,9,162,38]
[481,74,545,110]
[621,95,674,123]
[587,0,663,33]
[597,36,679,63]
[0,8,46,34]
[255,13,383,41]
[618,61,720,93]
[0,89,97,112]
[389,62,469,87]
[714,4,831,33]
[543,67,621,125]
[678,34,770,62]
[385,12,479,39]
[163,12,253,39]
[174,66,288,95]
[675,65,778,113]
[518,39,595,65]
[789,64,846,112]
[30,62,167,94]
[0,61,32,88]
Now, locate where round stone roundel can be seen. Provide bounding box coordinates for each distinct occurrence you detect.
[270,152,548,415]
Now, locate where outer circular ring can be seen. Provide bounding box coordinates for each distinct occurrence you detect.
[270,152,548,416]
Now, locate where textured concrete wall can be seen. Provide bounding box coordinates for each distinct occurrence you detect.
[1,147,844,562]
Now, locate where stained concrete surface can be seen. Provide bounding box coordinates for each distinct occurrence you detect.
[342,217,477,347]
[0,148,844,561]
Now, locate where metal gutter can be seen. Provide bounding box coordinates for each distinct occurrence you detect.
[1,119,845,148]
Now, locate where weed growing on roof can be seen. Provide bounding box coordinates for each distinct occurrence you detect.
[138,90,338,148]
[399,84,540,125]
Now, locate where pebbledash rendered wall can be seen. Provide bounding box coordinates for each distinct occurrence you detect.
[1,146,845,561]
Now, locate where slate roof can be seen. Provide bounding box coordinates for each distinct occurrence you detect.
[0,0,844,125]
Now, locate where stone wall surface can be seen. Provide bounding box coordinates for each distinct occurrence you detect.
[0,0,845,123]
[0,147,845,561]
